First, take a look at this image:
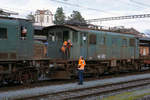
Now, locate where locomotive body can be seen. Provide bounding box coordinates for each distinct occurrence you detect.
[0,16,149,84]
[45,25,139,60]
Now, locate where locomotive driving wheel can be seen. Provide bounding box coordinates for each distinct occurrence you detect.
[17,68,38,84]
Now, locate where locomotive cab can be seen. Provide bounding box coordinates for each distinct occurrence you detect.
[0,17,33,61]
[45,25,74,59]
[0,17,35,83]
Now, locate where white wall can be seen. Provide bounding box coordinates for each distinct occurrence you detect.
[34,10,54,27]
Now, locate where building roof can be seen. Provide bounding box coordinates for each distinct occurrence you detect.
[0,16,30,21]
[139,37,150,41]
[35,9,53,15]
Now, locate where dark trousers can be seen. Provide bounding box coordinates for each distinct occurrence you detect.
[78,70,84,84]
[63,48,69,59]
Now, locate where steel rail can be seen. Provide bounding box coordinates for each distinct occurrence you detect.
[22,78,150,100]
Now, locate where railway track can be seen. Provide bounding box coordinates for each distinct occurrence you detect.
[24,78,150,100]
[1,70,150,93]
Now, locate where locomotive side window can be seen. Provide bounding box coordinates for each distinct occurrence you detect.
[48,33,55,41]
[0,28,7,39]
[129,39,135,46]
[89,34,96,44]
[112,38,118,46]
[63,31,69,41]
[20,26,27,40]
[122,39,127,46]
[73,32,78,43]
[80,33,83,46]
[56,32,62,41]
[83,33,87,43]
[80,33,87,46]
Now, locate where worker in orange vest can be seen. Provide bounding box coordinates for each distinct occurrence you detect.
[77,56,86,85]
[67,40,72,58]
[63,41,68,46]
[61,41,68,58]
[61,40,72,59]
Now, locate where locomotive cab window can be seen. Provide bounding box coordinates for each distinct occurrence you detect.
[56,32,63,41]
[129,39,135,46]
[48,32,55,42]
[99,37,105,45]
[89,34,96,44]
[80,33,87,46]
[122,39,127,47]
[20,26,27,40]
[73,32,78,43]
[112,38,118,46]
[0,28,7,39]
[63,31,69,41]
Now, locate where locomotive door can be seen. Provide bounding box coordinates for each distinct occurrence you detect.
[80,33,88,58]
[88,33,97,59]
[48,31,63,58]
[47,31,69,58]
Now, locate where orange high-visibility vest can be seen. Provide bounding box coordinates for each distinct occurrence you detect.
[61,46,66,53]
[63,41,68,46]
[78,59,86,70]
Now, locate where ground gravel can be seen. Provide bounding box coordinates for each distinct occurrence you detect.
[1,73,150,100]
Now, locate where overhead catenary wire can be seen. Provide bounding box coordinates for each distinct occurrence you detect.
[50,0,116,15]
[116,0,149,9]
[130,0,150,8]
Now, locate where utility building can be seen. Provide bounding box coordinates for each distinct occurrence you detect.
[34,10,54,27]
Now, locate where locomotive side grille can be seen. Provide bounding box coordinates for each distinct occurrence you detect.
[0,53,16,59]
[0,53,8,59]
[33,44,46,59]
[9,53,16,59]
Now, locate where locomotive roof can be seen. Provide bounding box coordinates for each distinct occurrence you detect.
[45,25,137,36]
[139,37,150,42]
[0,16,31,21]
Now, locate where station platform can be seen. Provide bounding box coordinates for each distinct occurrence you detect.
[1,73,150,100]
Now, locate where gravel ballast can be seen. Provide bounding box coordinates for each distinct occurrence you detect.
[1,73,150,100]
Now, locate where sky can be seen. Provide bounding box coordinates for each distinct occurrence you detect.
[1,0,150,32]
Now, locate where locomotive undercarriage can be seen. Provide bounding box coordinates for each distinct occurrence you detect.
[0,58,147,85]
[47,59,144,79]
[0,60,46,85]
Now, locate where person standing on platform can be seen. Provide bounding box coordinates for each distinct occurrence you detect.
[77,56,86,85]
